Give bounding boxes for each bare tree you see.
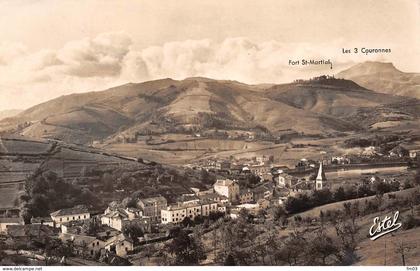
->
[394,240,416,266]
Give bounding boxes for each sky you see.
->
[0,0,419,110]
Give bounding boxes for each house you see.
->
[61,219,85,234]
[255,155,273,165]
[275,173,296,188]
[197,192,228,203]
[175,195,200,205]
[231,203,260,216]
[239,189,254,204]
[213,179,240,203]
[241,166,251,173]
[271,165,290,175]
[388,146,408,158]
[137,196,167,223]
[60,232,134,258]
[215,160,231,170]
[257,198,270,209]
[278,196,288,206]
[404,145,420,159]
[331,156,350,164]
[249,165,272,181]
[0,217,24,234]
[30,216,54,227]
[101,207,149,232]
[252,182,274,201]
[104,233,134,258]
[161,201,219,224]
[60,232,105,258]
[50,205,90,226]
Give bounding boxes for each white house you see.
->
[213,179,240,203]
[50,205,90,226]
[161,201,220,224]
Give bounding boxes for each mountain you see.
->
[0,109,23,121]
[0,76,418,144]
[337,61,420,99]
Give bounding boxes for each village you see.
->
[0,138,418,266]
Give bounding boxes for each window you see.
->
[73,216,75,220]
[67,217,69,221]
[60,218,62,222]
[97,241,99,245]
[84,215,86,219]
[78,216,80,219]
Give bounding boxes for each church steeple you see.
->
[315,162,327,190]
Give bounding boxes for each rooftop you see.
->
[214,179,237,186]
[50,205,89,217]
[0,217,24,224]
[60,233,98,246]
[138,196,167,204]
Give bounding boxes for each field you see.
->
[293,187,418,219]
[356,226,420,265]
[0,138,51,154]
[0,183,23,209]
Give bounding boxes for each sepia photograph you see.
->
[0,0,419,269]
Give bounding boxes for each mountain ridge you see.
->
[337,61,420,99]
[1,71,418,144]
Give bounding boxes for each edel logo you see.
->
[369,211,402,241]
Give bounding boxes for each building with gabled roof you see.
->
[137,196,167,223]
[103,233,134,257]
[0,217,24,233]
[50,205,90,226]
[214,179,240,203]
[30,216,54,227]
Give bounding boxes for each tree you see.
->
[394,240,416,266]
[276,233,307,265]
[44,238,73,265]
[311,189,333,206]
[270,205,287,225]
[123,224,144,245]
[224,254,236,265]
[102,172,114,192]
[414,160,420,186]
[305,231,339,265]
[182,217,194,227]
[334,187,347,201]
[165,229,206,265]
[200,169,216,185]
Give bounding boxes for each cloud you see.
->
[0,33,404,110]
[0,42,27,65]
[58,32,132,77]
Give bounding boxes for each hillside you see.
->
[0,135,207,213]
[337,61,420,99]
[0,75,418,145]
[0,109,23,121]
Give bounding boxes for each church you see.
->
[315,162,328,190]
